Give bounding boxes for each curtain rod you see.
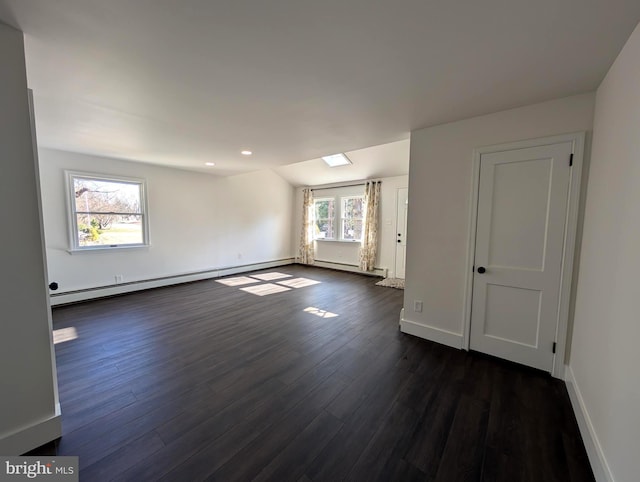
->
[308,179,381,191]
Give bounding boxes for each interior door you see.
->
[470,141,572,372]
[395,187,408,279]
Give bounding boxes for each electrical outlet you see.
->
[414,300,423,313]
[115,275,123,284]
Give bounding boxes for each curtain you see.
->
[299,188,315,265]
[360,180,381,271]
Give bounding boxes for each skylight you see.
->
[322,153,352,167]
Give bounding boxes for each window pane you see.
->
[342,197,364,218]
[340,196,364,240]
[74,178,142,214]
[77,214,144,247]
[314,199,335,239]
[314,199,334,220]
[342,219,363,240]
[315,218,334,239]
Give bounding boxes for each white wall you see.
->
[39,149,295,294]
[0,22,61,454]
[567,23,640,482]
[403,93,595,347]
[292,175,408,277]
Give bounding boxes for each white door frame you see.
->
[461,132,585,378]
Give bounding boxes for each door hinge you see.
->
[569,153,573,167]
[472,265,475,272]
[552,342,557,354]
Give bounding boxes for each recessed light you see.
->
[241,150,252,156]
[322,153,352,167]
[205,162,215,166]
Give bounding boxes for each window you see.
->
[314,198,335,239]
[340,196,364,241]
[67,172,149,250]
[313,194,364,241]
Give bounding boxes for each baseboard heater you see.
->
[307,260,387,278]
[50,258,295,306]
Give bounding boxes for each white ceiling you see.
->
[1,1,639,178]
[275,139,410,187]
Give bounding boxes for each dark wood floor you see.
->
[38,265,593,481]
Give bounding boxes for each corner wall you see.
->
[403,93,595,347]
[567,23,640,482]
[0,22,61,454]
[38,149,295,297]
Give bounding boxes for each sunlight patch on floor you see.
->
[53,327,78,344]
[221,272,321,296]
[251,272,293,281]
[303,307,339,318]
[277,277,321,288]
[216,276,261,287]
[241,283,292,296]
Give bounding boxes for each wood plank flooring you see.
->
[33,265,594,481]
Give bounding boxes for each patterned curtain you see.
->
[298,188,315,265]
[359,181,381,271]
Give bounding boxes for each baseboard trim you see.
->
[0,404,62,455]
[51,258,295,305]
[310,259,387,278]
[564,365,612,482]
[399,317,463,349]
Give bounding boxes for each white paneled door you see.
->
[395,187,408,279]
[470,141,573,372]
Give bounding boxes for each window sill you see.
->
[67,244,151,255]
[315,239,361,244]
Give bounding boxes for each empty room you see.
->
[1,2,639,481]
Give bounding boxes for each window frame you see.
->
[65,170,150,252]
[339,195,365,242]
[313,193,365,243]
[313,197,336,240]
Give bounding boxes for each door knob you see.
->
[397,239,401,243]
[477,267,486,274]
[49,282,59,291]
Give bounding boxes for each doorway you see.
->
[464,133,585,377]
